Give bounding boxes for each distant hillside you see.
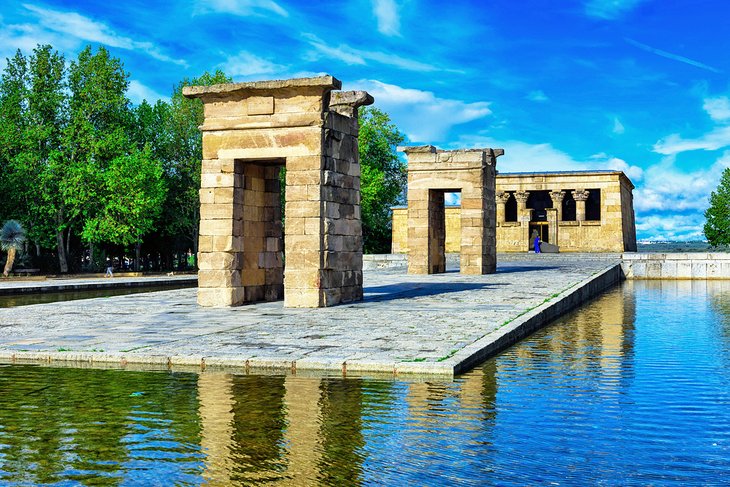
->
[636,241,727,253]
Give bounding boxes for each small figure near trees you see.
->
[1,220,26,277]
[704,167,730,248]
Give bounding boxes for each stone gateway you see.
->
[402,146,503,274]
[183,76,372,307]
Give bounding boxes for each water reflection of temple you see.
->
[196,368,499,486]
[510,284,636,383]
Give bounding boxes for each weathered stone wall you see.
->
[184,76,371,308]
[392,206,462,253]
[403,146,502,274]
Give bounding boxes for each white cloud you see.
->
[635,213,706,241]
[634,153,730,213]
[585,0,646,19]
[372,0,400,36]
[22,4,187,67]
[303,33,453,73]
[127,80,168,105]
[526,90,548,102]
[625,38,721,73]
[0,20,77,65]
[195,0,288,17]
[356,80,492,142]
[612,117,625,134]
[703,96,730,122]
[654,126,730,155]
[654,94,730,155]
[219,50,287,78]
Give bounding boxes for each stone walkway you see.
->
[0,255,620,375]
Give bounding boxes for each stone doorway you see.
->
[237,159,284,302]
[529,222,549,250]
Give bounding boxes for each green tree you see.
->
[56,45,133,272]
[704,167,730,247]
[358,107,407,253]
[0,50,28,225]
[82,148,166,269]
[20,45,66,253]
[161,70,231,264]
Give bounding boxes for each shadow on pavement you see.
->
[363,282,504,302]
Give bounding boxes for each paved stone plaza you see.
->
[0,255,620,375]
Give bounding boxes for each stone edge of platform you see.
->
[444,261,624,375]
[0,263,622,378]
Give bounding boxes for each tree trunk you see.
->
[88,241,94,272]
[135,240,141,272]
[3,247,16,277]
[66,227,71,258]
[56,230,68,273]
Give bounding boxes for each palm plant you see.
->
[1,220,26,277]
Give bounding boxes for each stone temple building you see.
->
[392,170,637,254]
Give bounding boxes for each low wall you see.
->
[621,253,730,279]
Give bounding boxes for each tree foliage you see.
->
[704,167,730,247]
[358,107,407,253]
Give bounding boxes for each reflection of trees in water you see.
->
[228,375,288,483]
[317,378,366,485]
[0,366,202,486]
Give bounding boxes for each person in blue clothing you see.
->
[532,230,541,254]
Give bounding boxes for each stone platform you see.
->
[0,255,621,376]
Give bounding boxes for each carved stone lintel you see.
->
[572,189,590,201]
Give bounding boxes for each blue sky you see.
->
[2,0,729,241]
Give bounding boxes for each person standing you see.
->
[533,233,541,254]
[105,258,114,278]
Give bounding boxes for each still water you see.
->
[0,285,195,308]
[1,280,729,485]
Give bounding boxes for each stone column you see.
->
[514,190,530,220]
[549,190,565,221]
[547,208,558,245]
[495,191,510,223]
[573,189,590,222]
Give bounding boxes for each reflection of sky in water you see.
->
[1,281,730,485]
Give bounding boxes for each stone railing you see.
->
[621,253,730,279]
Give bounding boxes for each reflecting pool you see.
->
[0,285,195,308]
[1,280,729,485]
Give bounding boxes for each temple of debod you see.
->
[393,171,637,255]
